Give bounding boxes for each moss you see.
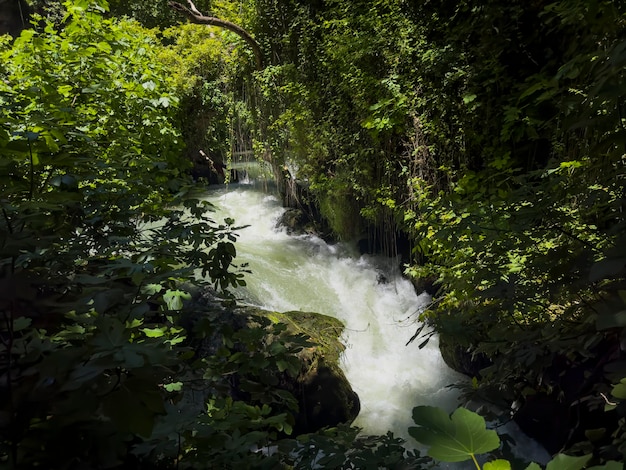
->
[253,308,360,433]
[318,189,364,241]
[268,310,345,363]
[182,299,360,434]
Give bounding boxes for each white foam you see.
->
[206,186,465,443]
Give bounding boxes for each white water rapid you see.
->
[203,178,549,466]
[205,182,464,438]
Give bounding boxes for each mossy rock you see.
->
[181,296,360,435]
[438,332,491,379]
[251,309,361,434]
[264,310,345,364]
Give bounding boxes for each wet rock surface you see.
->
[182,293,360,435]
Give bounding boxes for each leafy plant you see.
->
[0,2,258,467]
[409,406,500,466]
[410,406,626,470]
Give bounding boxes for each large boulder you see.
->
[436,321,622,456]
[437,332,491,379]
[276,208,315,235]
[181,295,360,435]
[266,310,361,434]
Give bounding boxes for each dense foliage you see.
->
[249,0,626,464]
[0,2,451,469]
[0,2,295,467]
[4,0,626,468]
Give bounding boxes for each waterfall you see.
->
[203,180,549,465]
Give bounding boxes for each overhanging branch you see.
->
[168,0,263,70]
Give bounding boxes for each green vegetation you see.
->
[0,1,296,467]
[251,0,626,466]
[410,405,625,470]
[0,1,424,468]
[3,0,626,468]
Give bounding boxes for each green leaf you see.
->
[96,41,112,53]
[463,94,477,104]
[485,460,512,470]
[162,289,191,310]
[126,318,143,328]
[141,327,166,338]
[166,335,185,345]
[82,84,102,93]
[588,462,624,470]
[142,283,163,295]
[545,454,591,470]
[408,406,500,462]
[611,378,626,399]
[281,421,293,435]
[62,363,106,391]
[164,381,183,392]
[13,317,32,332]
[584,428,606,442]
[92,288,125,313]
[524,464,542,470]
[92,317,129,351]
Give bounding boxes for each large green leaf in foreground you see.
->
[409,406,500,462]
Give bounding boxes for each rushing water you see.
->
[203,177,549,465]
[205,182,463,437]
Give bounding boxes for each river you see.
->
[203,174,549,466]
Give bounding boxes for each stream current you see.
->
[204,175,549,465]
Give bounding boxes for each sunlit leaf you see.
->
[142,283,163,295]
[409,406,500,462]
[463,94,477,104]
[485,460,512,470]
[545,454,591,470]
[163,289,191,310]
[164,381,183,392]
[141,327,166,338]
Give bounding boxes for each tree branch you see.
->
[168,0,263,70]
